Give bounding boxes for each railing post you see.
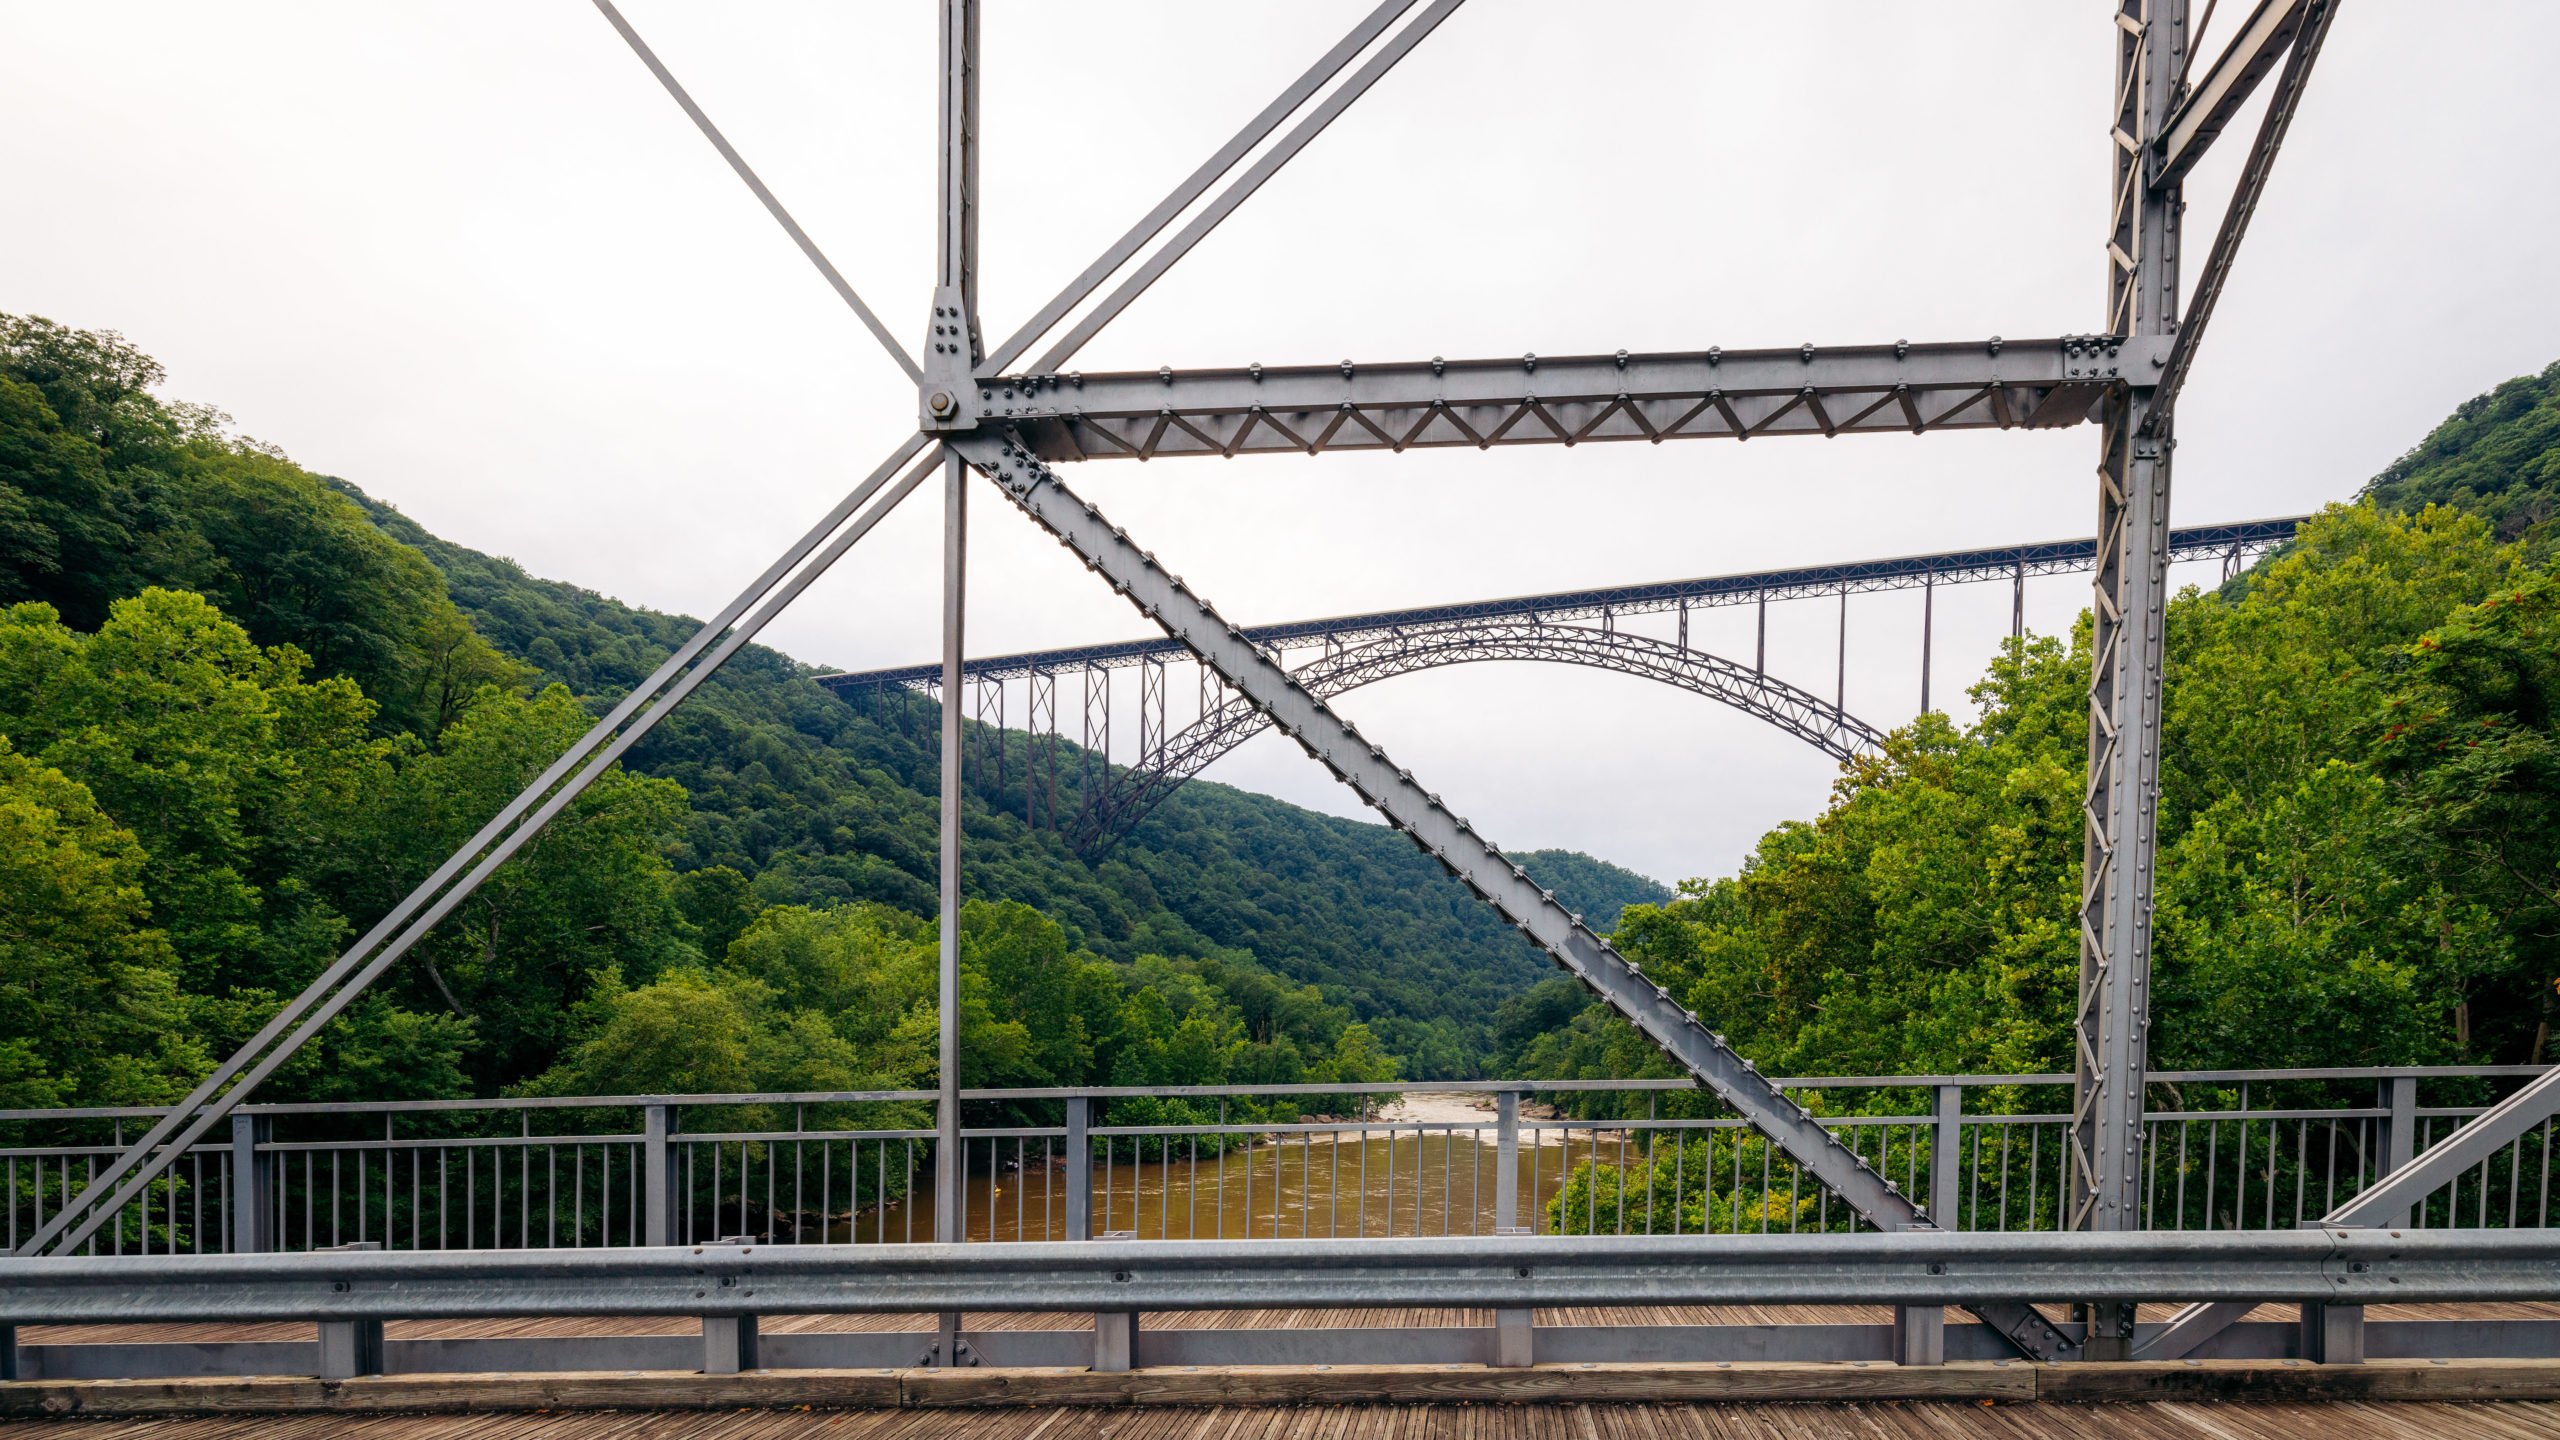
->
[0,1325,17,1382]
[230,1112,273,1254]
[1495,1090,1522,1233]
[1892,1302,1946,1367]
[1065,1096,1092,1242]
[2376,1075,2419,1228]
[314,1242,385,1378]
[1929,1083,1963,1228]
[700,1236,760,1374]
[1091,1228,1140,1372]
[644,1104,678,1246]
[2300,1301,2365,1364]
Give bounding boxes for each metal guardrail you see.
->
[7,1229,2560,1378]
[13,1229,2560,1321]
[5,1069,2551,1260]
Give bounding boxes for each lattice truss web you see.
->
[28,0,2360,1366]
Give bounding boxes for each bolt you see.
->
[928,391,956,417]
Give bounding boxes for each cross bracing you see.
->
[18,0,2386,1373]
[822,517,2306,690]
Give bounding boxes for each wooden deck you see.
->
[7,1398,2560,1439]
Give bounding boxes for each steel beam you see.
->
[952,430,2074,1360]
[935,450,967,1248]
[931,0,981,1262]
[17,438,939,1258]
[9,1230,2560,1326]
[2075,0,2186,1360]
[980,336,2153,462]
[2156,0,2310,189]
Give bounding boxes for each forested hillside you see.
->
[343,486,1666,1073]
[0,313,1662,1108]
[1510,367,2560,1110]
[10,306,2555,1119]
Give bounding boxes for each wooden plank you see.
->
[21,1363,2560,1424]
[2037,1360,2560,1404]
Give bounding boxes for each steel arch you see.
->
[1070,621,1882,859]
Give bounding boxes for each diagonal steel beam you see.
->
[980,0,1423,377]
[1009,0,1468,378]
[2135,1063,2560,1360]
[590,0,923,384]
[982,336,2153,461]
[949,428,2076,1362]
[2154,0,2310,189]
[2152,0,2339,427]
[19,439,938,1257]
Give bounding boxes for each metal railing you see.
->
[7,1067,2551,1258]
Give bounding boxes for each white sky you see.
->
[4,2,2556,888]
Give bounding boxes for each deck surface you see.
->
[8,1399,2560,1440]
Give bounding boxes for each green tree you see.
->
[0,741,204,1106]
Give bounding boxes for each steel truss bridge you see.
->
[822,517,2305,858]
[17,0,2560,1403]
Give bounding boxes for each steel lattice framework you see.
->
[21,0,2354,1369]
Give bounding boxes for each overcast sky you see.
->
[5,2,2556,888]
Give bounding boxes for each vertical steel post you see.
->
[1836,591,1848,709]
[2300,1301,2366,1364]
[936,449,967,1252]
[701,1237,759,1373]
[1754,591,1766,675]
[1495,1091,1522,1232]
[0,1325,15,1382]
[644,1104,676,1246]
[1065,1097,1093,1241]
[1930,1084,1964,1228]
[929,9,980,1351]
[1920,574,1935,714]
[1491,1090,1533,1365]
[2074,0,2186,1359]
[230,1113,273,1255]
[315,1242,384,1378]
[2013,560,2027,641]
[2375,1075,2420,1227]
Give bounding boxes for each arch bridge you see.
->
[820,517,2300,857]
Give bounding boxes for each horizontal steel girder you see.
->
[8,1229,2558,1325]
[825,517,2301,689]
[974,335,2165,462]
